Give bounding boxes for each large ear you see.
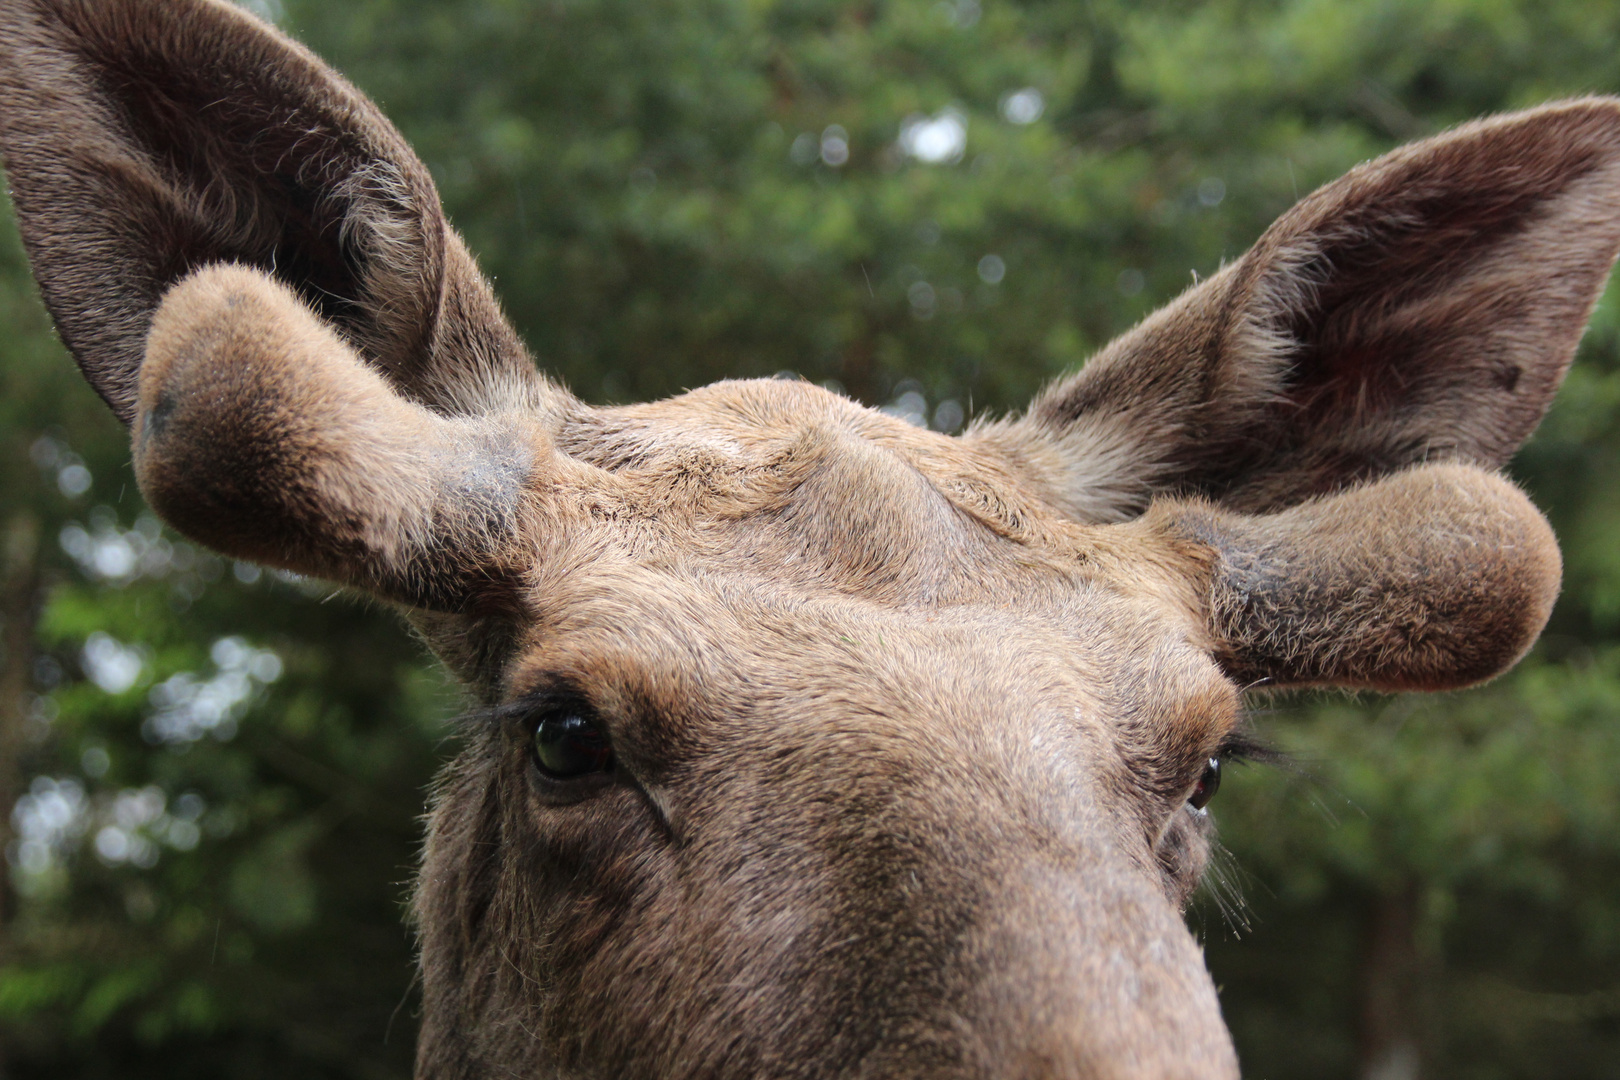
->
[983,99,1620,521]
[0,0,551,421]
[1145,463,1561,692]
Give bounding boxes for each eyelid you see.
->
[1152,723,1266,828]
[494,693,552,727]
[495,684,594,728]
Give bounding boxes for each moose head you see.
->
[3,1,1617,1076]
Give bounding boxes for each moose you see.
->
[2,0,1618,1076]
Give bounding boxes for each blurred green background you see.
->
[3,0,1620,1076]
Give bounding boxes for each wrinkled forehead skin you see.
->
[428,378,1210,692]
[413,380,1244,1078]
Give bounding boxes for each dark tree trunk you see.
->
[0,515,41,920]
[840,312,883,406]
[0,513,40,1080]
[1358,881,1432,1080]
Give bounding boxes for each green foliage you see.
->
[3,0,1620,1077]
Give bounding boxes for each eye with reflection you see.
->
[533,710,614,778]
[1188,756,1221,811]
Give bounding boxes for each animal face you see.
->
[414,379,1248,1074]
[2,1,1616,1076]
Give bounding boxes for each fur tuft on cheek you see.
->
[1155,806,1216,907]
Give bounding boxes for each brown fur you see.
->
[0,1,1612,1077]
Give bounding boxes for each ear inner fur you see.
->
[982,98,1620,522]
[1151,463,1562,691]
[134,264,541,611]
[0,0,555,422]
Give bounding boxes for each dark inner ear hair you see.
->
[1276,188,1544,411]
[112,67,373,332]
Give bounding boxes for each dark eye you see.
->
[533,710,614,778]
[1188,757,1221,810]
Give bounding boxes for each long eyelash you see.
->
[1190,714,1282,939]
[1217,707,1287,767]
[1215,729,1281,764]
[457,688,588,733]
[447,702,505,732]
